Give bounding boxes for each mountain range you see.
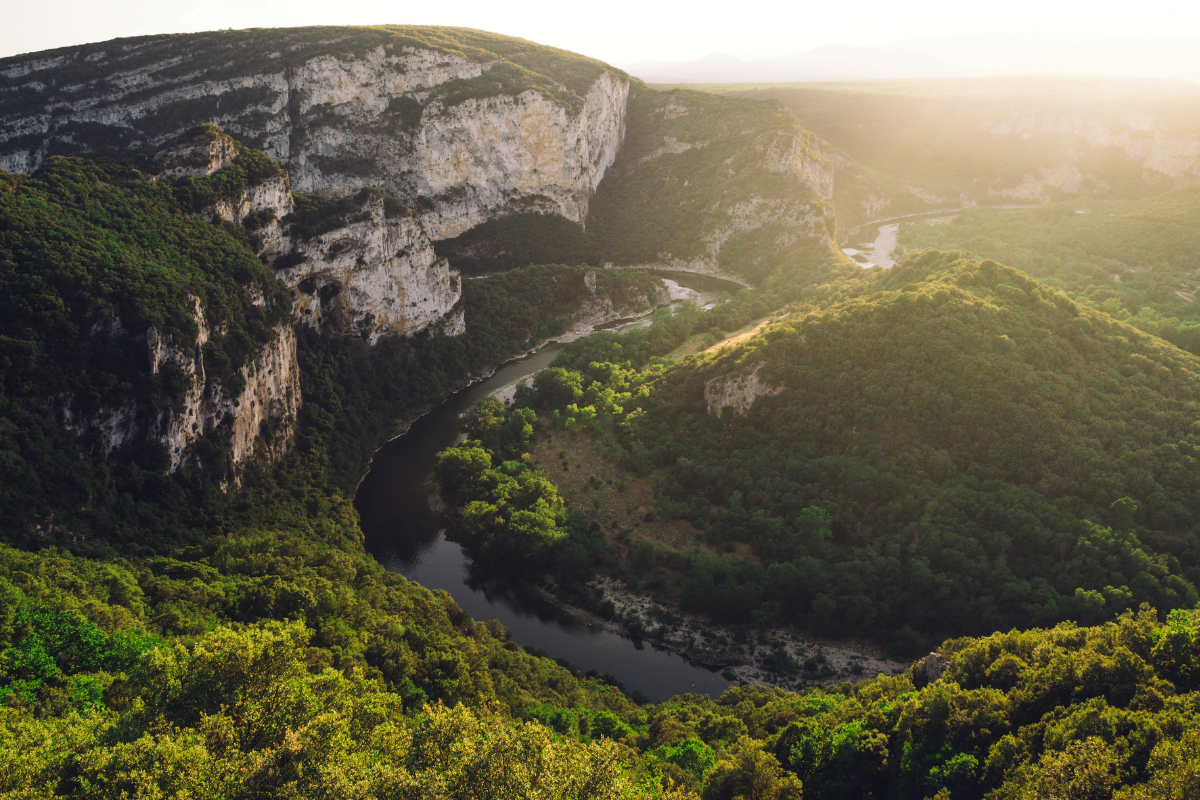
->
[622,34,1200,84]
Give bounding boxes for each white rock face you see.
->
[152,131,240,178]
[678,196,835,278]
[276,196,461,344]
[64,299,301,475]
[149,129,462,345]
[704,362,782,417]
[988,112,1200,183]
[982,112,1200,194]
[989,164,1106,202]
[766,133,835,201]
[402,73,630,238]
[576,272,669,324]
[60,125,466,476]
[0,39,630,241]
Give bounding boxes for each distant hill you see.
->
[899,184,1200,355]
[730,75,1200,217]
[622,46,953,84]
[623,34,1200,84]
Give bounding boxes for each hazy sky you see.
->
[3,0,1199,66]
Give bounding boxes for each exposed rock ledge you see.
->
[62,303,300,478]
[276,196,462,344]
[159,128,463,345]
[705,362,783,417]
[62,128,464,477]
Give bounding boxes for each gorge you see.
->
[7,23,1200,800]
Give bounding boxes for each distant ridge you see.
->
[622,34,1200,84]
[622,46,952,84]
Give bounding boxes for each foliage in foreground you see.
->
[9,531,1200,798]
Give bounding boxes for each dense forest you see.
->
[0,139,666,555]
[898,189,1200,355]
[0,137,673,794]
[436,251,1200,658]
[10,535,1200,798]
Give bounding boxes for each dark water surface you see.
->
[357,273,743,702]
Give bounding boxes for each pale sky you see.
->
[2,0,1199,67]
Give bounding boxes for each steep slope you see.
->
[0,131,671,551]
[156,124,463,345]
[1,29,851,290]
[0,122,471,495]
[437,87,843,286]
[0,150,301,484]
[586,88,835,284]
[534,251,1200,645]
[0,26,629,239]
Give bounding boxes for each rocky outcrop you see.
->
[0,28,629,241]
[63,300,300,476]
[704,362,783,417]
[59,126,466,477]
[571,269,670,327]
[922,652,950,683]
[697,197,835,272]
[278,195,461,343]
[392,70,629,239]
[154,127,296,254]
[988,165,1104,202]
[150,128,462,344]
[766,133,834,201]
[987,112,1200,188]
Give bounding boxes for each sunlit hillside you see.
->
[681,76,1200,227]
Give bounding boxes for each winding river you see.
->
[356,271,744,702]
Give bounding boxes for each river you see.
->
[356,271,745,702]
[841,204,1041,270]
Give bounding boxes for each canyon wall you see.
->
[62,304,300,476]
[0,27,629,240]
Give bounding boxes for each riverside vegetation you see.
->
[432,250,1200,796]
[6,31,1200,799]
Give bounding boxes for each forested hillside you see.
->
[0,135,678,794]
[443,251,1200,655]
[899,188,1200,355]
[8,24,1200,800]
[13,533,1200,797]
[0,139,665,555]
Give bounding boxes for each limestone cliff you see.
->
[153,127,462,345]
[563,269,671,336]
[0,26,629,241]
[986,111,1200,195]
[582,89,840,285]
[704,362,782,417]
[60,126,464,476]
[277,194,461,343]
[63,301,300,476]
